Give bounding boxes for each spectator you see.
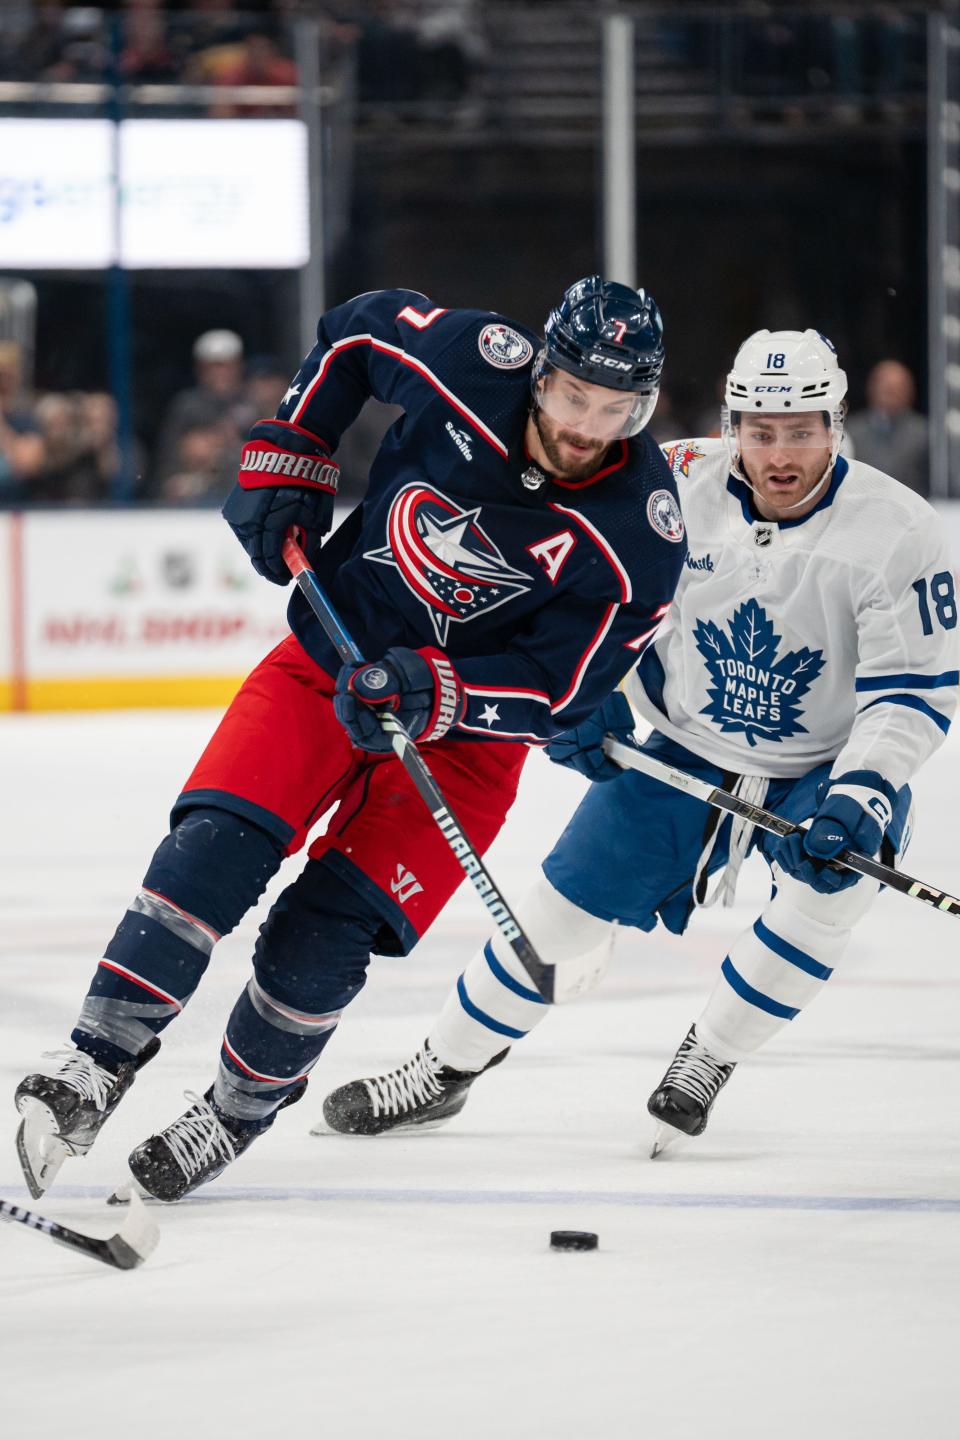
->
[156,419,236,507]
[0,341,44,505]
[120,0,178,84]
[209,26,299,118]
[845,358,928,494]
[34,391,145,505]
[239,355,293,432]
[153,329,247,492]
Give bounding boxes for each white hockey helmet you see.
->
[722,328,848,481]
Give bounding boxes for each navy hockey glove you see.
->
[771,770,896,894]
[222,421,340,584]
[545,689,636,783]
[334,647,465,754]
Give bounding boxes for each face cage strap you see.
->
[532,356,660,440]
[721,404,845,513]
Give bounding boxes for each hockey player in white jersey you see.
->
[321,327,959,1154]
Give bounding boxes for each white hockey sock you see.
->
[430,875,615,1073]
[696,869,880,1063]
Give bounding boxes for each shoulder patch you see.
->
[478,323,534,370]
[662,441,705,479]
[647,489,685,544]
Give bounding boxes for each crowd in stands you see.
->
[0,3,922,123]
[0,1,486,116]
[0,325,933,507]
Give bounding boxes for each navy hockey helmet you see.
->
[533,276,664,438]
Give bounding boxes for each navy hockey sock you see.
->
[212,859,380,1125]
[72,809,284,1070]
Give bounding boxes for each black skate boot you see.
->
[14,1038,159,1198]
[319,1042,509,1136]
[647,1024,736,1158]
[124,1082,305,1203]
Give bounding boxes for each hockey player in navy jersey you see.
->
[321,327,959,1154]
[14,277,685,1201]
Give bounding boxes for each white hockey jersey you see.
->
[625,439,959,789]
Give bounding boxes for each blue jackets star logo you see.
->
[365,483,532,645]
[694,598,825,746]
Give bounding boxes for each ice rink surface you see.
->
[1,709,959,1439]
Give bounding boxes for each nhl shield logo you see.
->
[365,483,533,645]
[646,489,685,543]
[478,323,534,370]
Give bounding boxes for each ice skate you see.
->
[318,1042,509,1136]
[647,1024,736,1158]
[14,1040,157,1198]
[122,1082,304,1203]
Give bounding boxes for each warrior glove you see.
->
[771,770,896,894]
[222,421,340,584]
[334,647,465,754]
[545,689,636,782]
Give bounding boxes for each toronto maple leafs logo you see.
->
[365,483,532,645]
[694,598,825,746]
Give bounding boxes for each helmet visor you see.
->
[726,408,842,452]
[533,357,659,441]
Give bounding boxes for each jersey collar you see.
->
[726,454,849,529]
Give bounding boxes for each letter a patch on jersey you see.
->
[526,530,576,584]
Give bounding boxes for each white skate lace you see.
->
[160,1091,236,1179]
[662,1036,732,1109]
[693,774,770,910]
[42,1047,114,1112]
[363,1047,445,1119]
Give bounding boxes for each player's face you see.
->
[737,413,833,519]
[530,373,637,479]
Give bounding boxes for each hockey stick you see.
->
[603,737,960,917]
[0,1190,159,1270]
[282,535,560,1001]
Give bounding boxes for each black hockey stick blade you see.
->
[604,737,960,918]
[0,1190,159,1270]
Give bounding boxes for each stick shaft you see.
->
[282,536,555,1000]
[604,738,960,918]
[0,1198,133,1269]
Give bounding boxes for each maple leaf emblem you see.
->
[694,598,825,746]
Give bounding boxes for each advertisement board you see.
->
[0,119,309,270]
[3,510,291,709]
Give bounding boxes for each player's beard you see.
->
[533,408,610,481]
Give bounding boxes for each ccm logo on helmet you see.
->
[755,385,793,393]
[587,353,634,372]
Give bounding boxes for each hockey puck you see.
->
[549,1230,598,1252]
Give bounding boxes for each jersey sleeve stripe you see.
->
[290,333,508,458]
[855,670,959,691]
[463,685,552,705]
[859,693,952,734]
[547,501,633,602]
[551,601,619,713]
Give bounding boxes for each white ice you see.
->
[1,710,959,1440]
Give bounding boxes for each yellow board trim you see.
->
[0,675,244,712]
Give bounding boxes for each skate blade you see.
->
[649,1121,692,1160]
[15,1099,72,1199]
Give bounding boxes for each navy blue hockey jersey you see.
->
[264,288,685,742]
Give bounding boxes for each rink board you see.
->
[2,500,960,711]
[0,509,291,710]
